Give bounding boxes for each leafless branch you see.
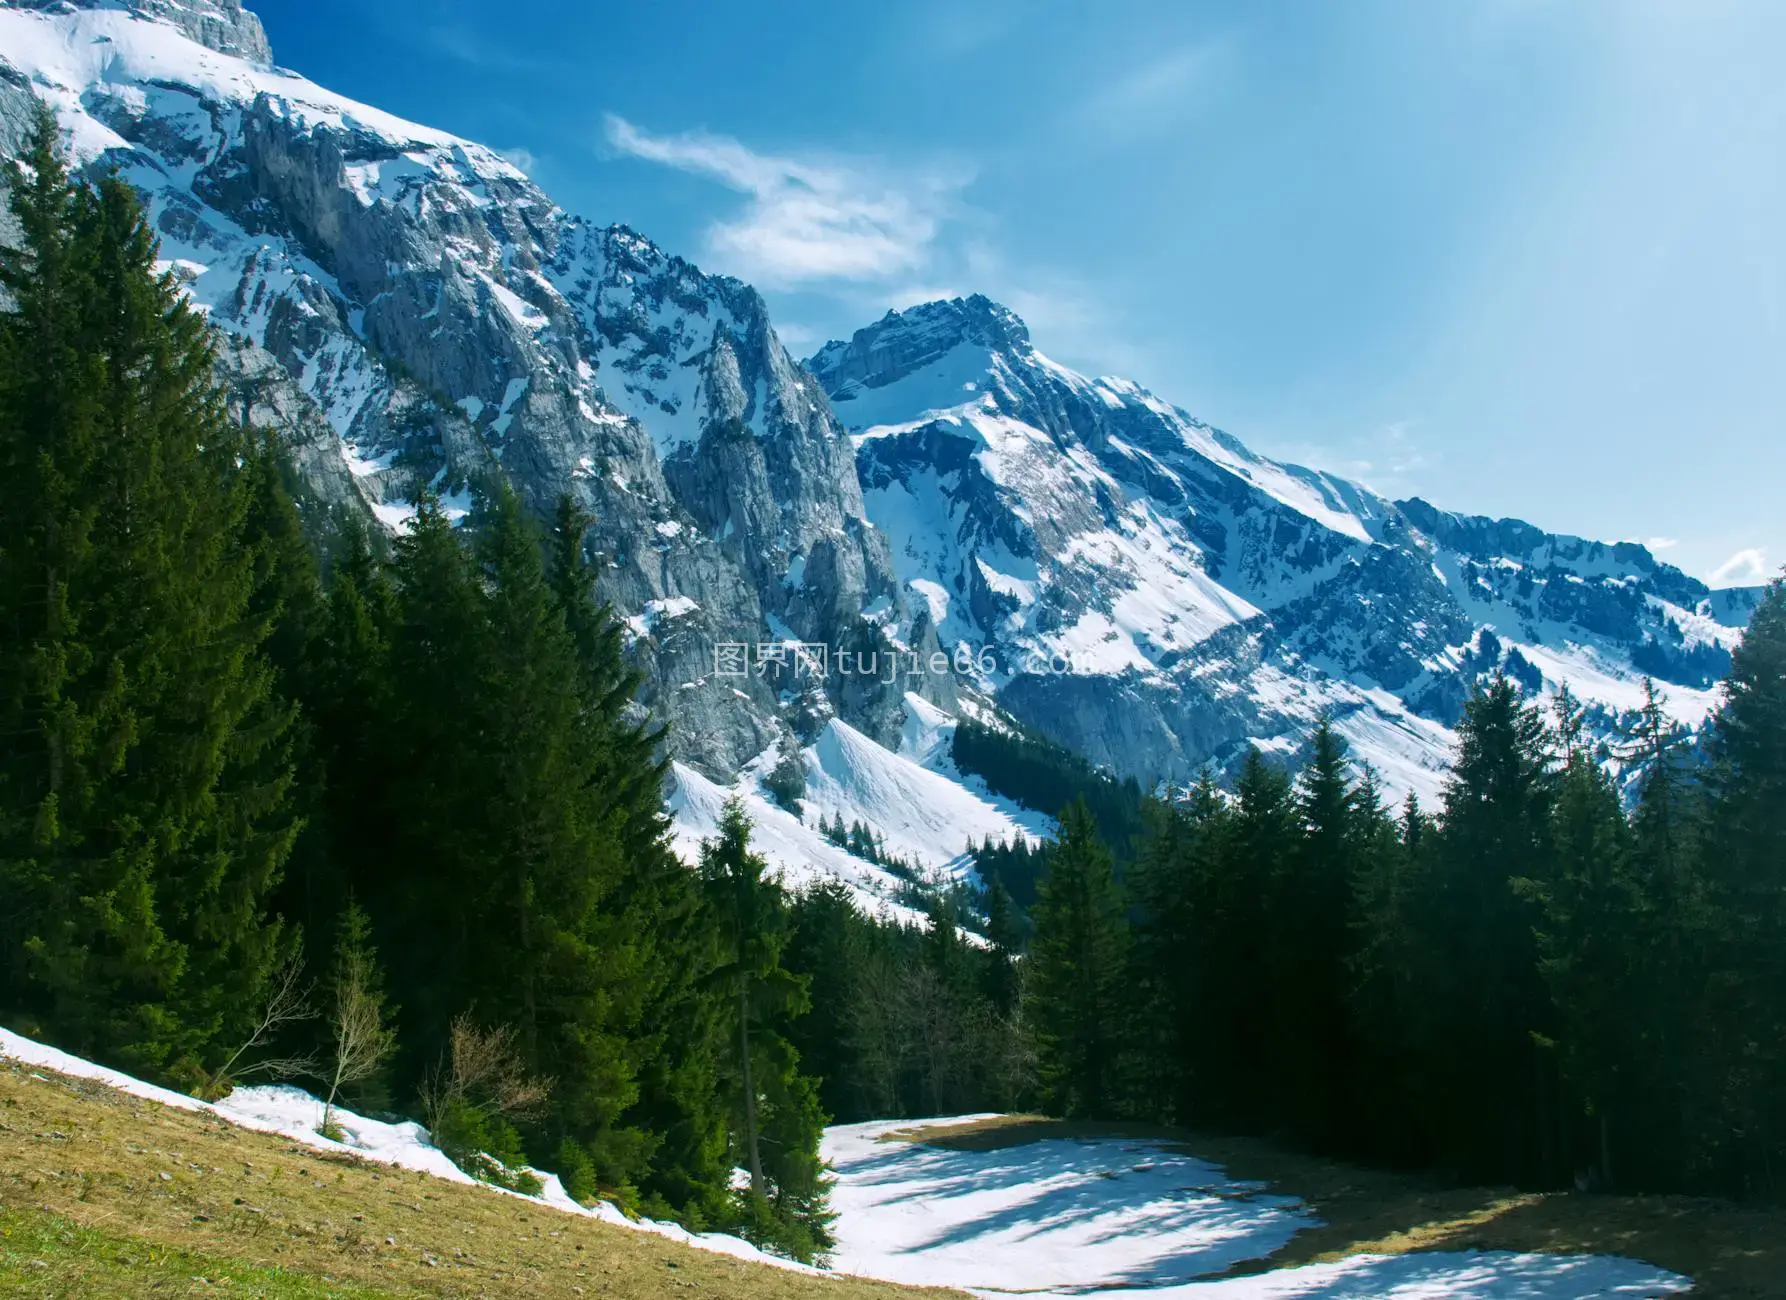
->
[202,955,319,1099]
[420,1012,552,1136]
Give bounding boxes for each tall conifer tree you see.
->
[1425,675,1559,1184]
[1027,799,1128,1119]
[0,117,298,1083]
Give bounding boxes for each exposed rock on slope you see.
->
[0,1,1757,818]
[813,296,1754,797]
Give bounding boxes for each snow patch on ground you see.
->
[823,1117,1691,1299]
[0,1036,1694,1297]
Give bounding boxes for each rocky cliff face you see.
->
[0,0,958,775]
[0,1,1756,807]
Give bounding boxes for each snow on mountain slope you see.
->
[812,296,1761,798]
[800,715,1051,870]
[0,0,943,785]
[1,0,1763,856]
[0,4,489,160]
[666,761,941,928]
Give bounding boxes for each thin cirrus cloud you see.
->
[1710,547,1770,586]
[497,146,538,175]
[1068,41,1228,145]
[602,114,971,289]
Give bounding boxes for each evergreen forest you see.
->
[4,115,1786,1276]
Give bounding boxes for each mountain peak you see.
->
[15,0,272,62]
[806,294,1030,399]
[886,293,1031,353]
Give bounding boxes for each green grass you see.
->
[0,1205,406,1298]
[0,1055,962,1300]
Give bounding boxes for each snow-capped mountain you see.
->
[812,296,1755,799]
[0,0,1758,867]
[0,0,953,786]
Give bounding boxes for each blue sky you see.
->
[255,0,1784,586]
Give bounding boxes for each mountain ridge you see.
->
[0,0,1760,838]
[809,293,1755,797]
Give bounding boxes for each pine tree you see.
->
[1622,679,1712,1186]
[293,518,396,970]
[1127,791,1194,1119]
[1698,577,1786,1190]
[700,800,832,1259]
[1270,719,1363,1145]
[367,493,492,1060]
[1518,688,1638,1188]
[546,494,734,1218]
[1027,799,1128,1119]
[784,881,872,1122]
[473,486,652,1180]
[0,117,298,1084]
[1198,749,1293,1132]
[1423,675,1559,1184]
[241,429,333,948]
[980,872,1023,1018]
[1346,776,1426,1161]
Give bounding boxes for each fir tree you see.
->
[0,117,298,1084]
[1345,776,1427,1161]
[1204,749,1293,1131]
[980,872,1024,1018]
[700,800,832,1259]
[1699,577,1786,1190]
[1424,675,1559,1184]
[1127,791,1194,1118]
[1518,689,1639,1188]
[1622,679,1712,1186]
[1027,800,1128,1118]
[1270,719,1363,1144]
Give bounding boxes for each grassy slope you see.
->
[0,1058,963,1300]
[887,1116,1786,1300]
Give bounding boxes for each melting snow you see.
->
[825,1118,1691,1299]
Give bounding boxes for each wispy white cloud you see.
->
[1645,536,1679,551]
[771,321,819,350]
[1269,420,1437,498]
[1069,41,1229,145]
[602,120,1161,385]
[603,115,971,288]
[423,23,543,74]
[497,146,538,175]
[1711,546,1770,586]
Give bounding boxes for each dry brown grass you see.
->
[886,1114,1786,1299]
[0,1057,965,1300]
